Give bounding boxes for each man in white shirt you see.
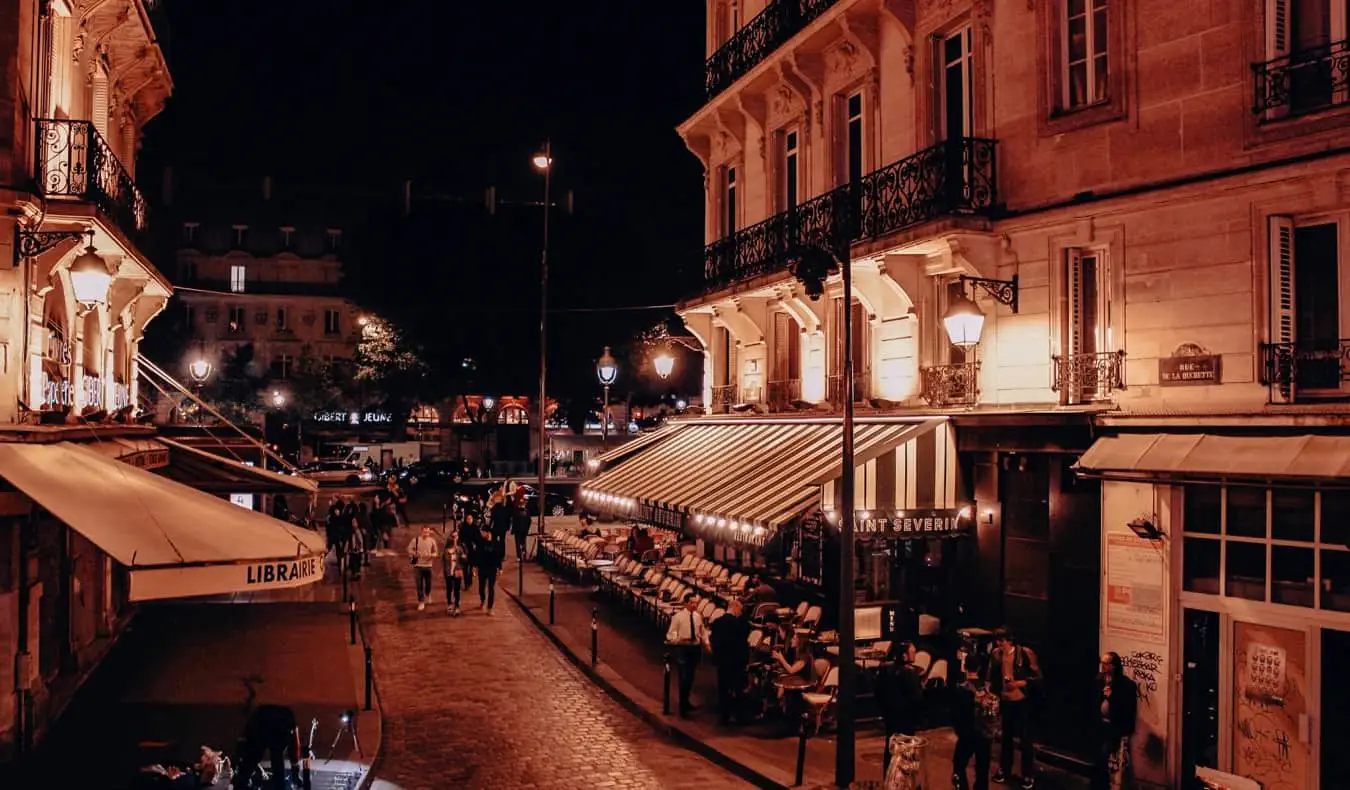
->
[665,593,708,717]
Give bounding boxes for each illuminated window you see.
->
[1062,0,1109,109]
[227,306,246,334]
[498,406,528,425]
[324,309,340,335]
[230,264,246,293]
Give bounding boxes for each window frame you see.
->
[323,308,341,336]
[226,306,246,334]
[781,128,800,212]
[229,264,247,293]
[1064,245,1114,359]
[1061,0,1110,111]
[1036,0,1129,135]
[1180,483,1350,614]
[275,307,290,332]
[720,164,738,236]
[843,90,866,186]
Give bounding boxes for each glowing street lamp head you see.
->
[357,315,370,327]
[532,153,552,171]
[596,346,618,386]
[942,291,986,348]
[653,352,675,380]
[271,390,285,408]
[68,240,113,307]
[188,358,212,382]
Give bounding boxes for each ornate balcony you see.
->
[712,384,739,413]
[1253,40,1350,119]
[36,119,148,244]
[767,378,802,410]
[1260,340,1350,402]
[1052,351,1126,405]
[920,362,980,408]
[705,0,841,100]
[699,137,998,296]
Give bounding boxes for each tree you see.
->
[349,314,430,436]
[283,344,343,417]
[200,343,266,424]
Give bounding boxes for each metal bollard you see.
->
[340,551,349,603]
[794,712,810,786]
[363,644,373,711]
[442,503,448,531]
[518,552,524,597]
[662,651,672,715]
[548,578,556,625]
[590,608,598,667]
[348,600,357,646]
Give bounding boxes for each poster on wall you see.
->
[1105,532,1166,642]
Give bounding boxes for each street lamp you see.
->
[596,346,618,450]
[533,140,554,574]
[68,242,114,308]
[188,358,212,383]
[653,352,675,380]
[271,390,286,408]
[942,275,1021,348]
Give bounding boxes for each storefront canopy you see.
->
[156,438,318,495]
[581,417,950,534]
[0,441,327,601]
[1076,432,1350,483]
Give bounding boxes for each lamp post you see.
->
[188,357,212,425]
[534,141,553,559]
[596,346,618,451]
[653,352,675,380]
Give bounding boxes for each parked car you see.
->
[516,484,575,517]
[395,459,476,490]
[293,461,372,486]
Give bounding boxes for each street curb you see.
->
[502,583,791,790]
[350,588,384,790]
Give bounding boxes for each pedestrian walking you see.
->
[443,530,468,616]
[474,517,505,614]
[1093,652,1138,790]
[708,598,751,725]
[987,627,1043,789]
[664,593,709,717]
[356,502,374,565]
[407,525,439,611]
[234,704,300,790]
[952,656,999,790]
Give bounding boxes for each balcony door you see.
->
[1265,0,1350,115]
[1270,217,1350,397]
[831,297,870,403]
[771,312,802,407]
[938,26,974,142]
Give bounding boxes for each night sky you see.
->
[138,0,708,403]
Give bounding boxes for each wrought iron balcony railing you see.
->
[1253,39,1350,118]
[700,137,998,295]
[36,119,148,244]
[712,384,739,413]
[828,371,870,405]
[1260,340,1350,402]
[767,378,802,410]
[920,362,980,408]
[705,0,841,100]
[1052,351,1126,405]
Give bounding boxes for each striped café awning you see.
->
[579,417,953,543]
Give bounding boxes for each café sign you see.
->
[855,508,968,538]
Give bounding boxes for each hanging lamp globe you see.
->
[942,291,986,348]
[68,243,113,307]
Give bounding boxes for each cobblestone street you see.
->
[362,524,754,790]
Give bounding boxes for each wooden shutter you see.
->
[91,67,110,139]
[1268,215,1296,403]
[1066,248,1086,357]
[1264,0,1292,120]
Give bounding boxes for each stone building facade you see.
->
[670,0,1350,786]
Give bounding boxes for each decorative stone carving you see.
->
[904,45,916,84]
[72,32,85,62]
[827,40,860,77]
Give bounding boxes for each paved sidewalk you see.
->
[503,553,1090,790]
[357,522,754,790]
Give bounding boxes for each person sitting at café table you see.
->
[770,632,817,721]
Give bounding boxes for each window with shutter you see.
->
[91,66,110,139]
[1064,248,1112,400]
[1263,0,1350,118]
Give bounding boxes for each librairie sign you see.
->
[128,552,324,601]
[855,508,967,538]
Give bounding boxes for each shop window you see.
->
[1225,486,1267,538]
[1272,545,1315,607]
[1322,489,1350,545]
[1323,550,1350,612]
[1183,485,1221,534]
[1273,488,1315,541]
[1225,541,1267,601]
[1182,537,1220,594]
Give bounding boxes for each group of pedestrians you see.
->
[407,485,531,614]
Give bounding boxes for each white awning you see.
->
[1076,432,1350,482]
[0,441,327,601]
[157,438,318,495]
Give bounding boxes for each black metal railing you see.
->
[700,137,998,295]
[767,378,802,410]
[1051,351,1126,404]
[1253,39,1350,118]
[828,371,870,405]
[712,384,739,412]
[920,362,980,408]
[705,0,841,100]
[36,119,147,243]
[1260,340,1350,402]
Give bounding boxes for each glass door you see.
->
[1323,628,1350,788]
[1231,621,1311,789]
[1182,608,1221,781]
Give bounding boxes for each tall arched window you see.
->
[498,406,528,425]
